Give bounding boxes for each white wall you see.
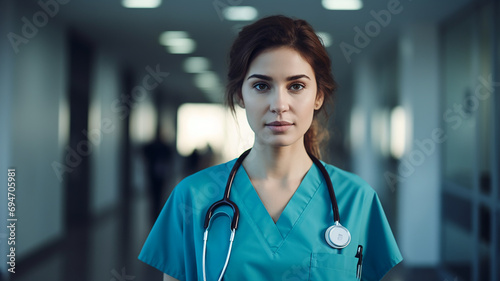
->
[351,23,442,266]
[0,1,125,265]
[397,23,441,266]
[89,51,123,216]
[351,58,379,187]
[8,8,68,258]
[351,57,393,199]
[0,0,16,276]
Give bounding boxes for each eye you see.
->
[289,83,305,91]
[253,82,269,91]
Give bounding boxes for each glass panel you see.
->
[477,4,493,195]
[442,15,475,189]
[442,192,473,280]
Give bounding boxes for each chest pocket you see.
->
[309,253,358,281]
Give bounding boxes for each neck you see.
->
[243,141,313,181]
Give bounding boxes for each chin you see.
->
[259,135,302,148]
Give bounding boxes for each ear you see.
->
[236,92,245,108]
[314,92,324,110]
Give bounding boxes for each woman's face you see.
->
[240,47,323,149]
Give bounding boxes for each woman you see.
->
[139,15,402,281]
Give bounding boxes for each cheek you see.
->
[303,107,316,124]
[244,101,264,124]
[240,86,256,108]
[241,99,259,123]
[300,92,319,113]
[298,98,318,126]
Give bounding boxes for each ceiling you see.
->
[56,0,473,104]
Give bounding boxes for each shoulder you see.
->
[321,162,376,197]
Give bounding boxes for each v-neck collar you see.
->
[230,161,324,252]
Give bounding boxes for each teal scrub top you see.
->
[139,159,403,281]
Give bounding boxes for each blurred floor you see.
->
[11,194,448,281]
[12,194,161,281]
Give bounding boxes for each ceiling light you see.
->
[222,6,258,21]
[166,38,196,54]
[316,32,332,47]
[159,31,189,46]
[159,31,196,54]
[184,57,211,73]
[122,0,161,8]
[322,0,363,10]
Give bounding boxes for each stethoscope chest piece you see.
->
[325,222,351,249]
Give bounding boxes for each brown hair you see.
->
[225,15,337,159]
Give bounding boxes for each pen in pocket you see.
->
[355,245,363,280]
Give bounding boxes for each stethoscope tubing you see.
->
[203,149,249,231]
[202,148,349,280]
[308,151,341,223]
[202,228,235,281]
[203,148,341,229]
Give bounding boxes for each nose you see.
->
[269,87,289,114]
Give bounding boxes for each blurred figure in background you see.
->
[183,144,216,177]
[142,126,174,222]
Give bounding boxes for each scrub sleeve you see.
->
[361,192,403,280]
[138,181,188,280]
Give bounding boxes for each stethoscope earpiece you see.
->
[325,221,351,249]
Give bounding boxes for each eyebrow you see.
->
[246,74,311,81]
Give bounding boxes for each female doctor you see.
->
[139,15,403,281]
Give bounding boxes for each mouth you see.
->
[265,121,293,133]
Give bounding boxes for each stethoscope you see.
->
[202,149,351,281]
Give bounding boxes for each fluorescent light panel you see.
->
[122,0,161,8]
[159,31,196,54]
[159,31,189,46]
[166,38,196,54]
[222,6,258,21]
[322,0,363,10]
[184,57,211,73]
[390,106,406,159]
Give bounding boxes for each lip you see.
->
[265,121,293,133]
[266,121,293,126]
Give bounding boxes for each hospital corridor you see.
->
[0,0,499,280]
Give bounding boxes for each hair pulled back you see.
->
[225,15,337,159]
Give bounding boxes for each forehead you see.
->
[246,47,315,79]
